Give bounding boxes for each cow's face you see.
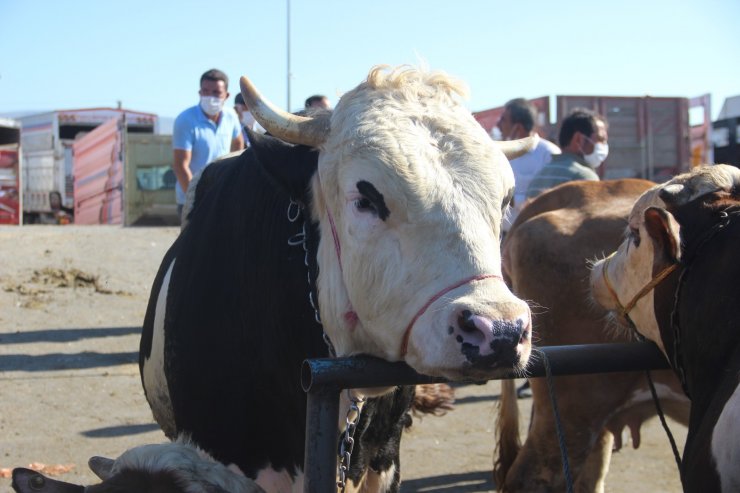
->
[307,67,532,380]
[590,186,673,351]
[590,164,740,355]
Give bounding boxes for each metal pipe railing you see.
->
[301,342,670,493]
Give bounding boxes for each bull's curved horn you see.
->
[497,135,537,160]
[240,75,330,147]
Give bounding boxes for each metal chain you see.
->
[287,199,356,488]
[337,390,365,492]
[286,199,336,355]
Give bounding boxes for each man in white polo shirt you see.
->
[172,68,244,218]
[496,98,560,233]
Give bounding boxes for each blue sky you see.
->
[1,0,738,122]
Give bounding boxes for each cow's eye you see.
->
[354,197,378,214]
[355,180,390,221]
[629,227,641,247]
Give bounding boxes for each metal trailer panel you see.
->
[0,145,21,225]
[123,133,178,226]
[72,118,123,225]
[21,149,56,212]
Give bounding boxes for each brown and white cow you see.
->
[590,164,740,492]
[494,179,690,492]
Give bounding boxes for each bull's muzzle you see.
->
[454,310,531,369]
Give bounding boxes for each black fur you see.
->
[140,133,413,490]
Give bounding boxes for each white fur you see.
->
[141,259,177,437]
[711,381,740,492]
[109,436,262,492]
[310,66,531,380]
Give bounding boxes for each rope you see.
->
[538,348,573,493]
[645,370,683,480]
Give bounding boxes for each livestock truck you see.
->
[16,108,168,224]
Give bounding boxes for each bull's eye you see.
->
[629,227,641,247]
[356,180,390,221]
[354,197,378,214]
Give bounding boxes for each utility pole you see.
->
[286,0,292,112]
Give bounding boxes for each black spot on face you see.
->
[356,180,390,221]
[447,326,454,335]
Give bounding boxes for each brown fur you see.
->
[495,179,690,492]
[412,383,455,417]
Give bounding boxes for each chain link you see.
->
[337,390,365,492]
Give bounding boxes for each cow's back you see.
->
[141,142,327,477]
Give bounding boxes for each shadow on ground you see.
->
[0,327,140,344]
[0,351,137,372]
[81,423,161,438]
[401,470,494,492]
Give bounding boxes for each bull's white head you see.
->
[241,65,533,380]
[590,164,740,355]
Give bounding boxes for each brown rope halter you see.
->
[601,251,678,320]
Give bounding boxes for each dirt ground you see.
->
[0,226,687,492]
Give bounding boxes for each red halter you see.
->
[399,273,502,357]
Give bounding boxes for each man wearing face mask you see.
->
[234,93,266,147]
[496,98,561,232]
[172,69,244,217]
[525,108,608,200]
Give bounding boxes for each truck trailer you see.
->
[17,108,157,224]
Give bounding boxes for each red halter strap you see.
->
[399,273,502,357]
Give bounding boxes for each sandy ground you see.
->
[0,226,687,492]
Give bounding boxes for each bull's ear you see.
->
[247,129,319,204]
[644,207,681,264]
[88,456,115,480]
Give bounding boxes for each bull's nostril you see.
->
[458,310,477,334]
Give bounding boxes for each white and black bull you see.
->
[140,65,534,492]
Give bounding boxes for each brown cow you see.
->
[494,179,690,492]
[590,164,740,492]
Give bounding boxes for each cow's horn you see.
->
[497,135,537,160]
[240,75,330,147]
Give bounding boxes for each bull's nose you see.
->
[452,309,530,367]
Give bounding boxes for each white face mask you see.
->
[241,111,255,128]
[200,96,224,116]
[490,126,504,141]
[583,142,609,168]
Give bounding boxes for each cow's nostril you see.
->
[458,310,477,334]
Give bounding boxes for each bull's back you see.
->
[504,179,653,323]
[139,150,326,476]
